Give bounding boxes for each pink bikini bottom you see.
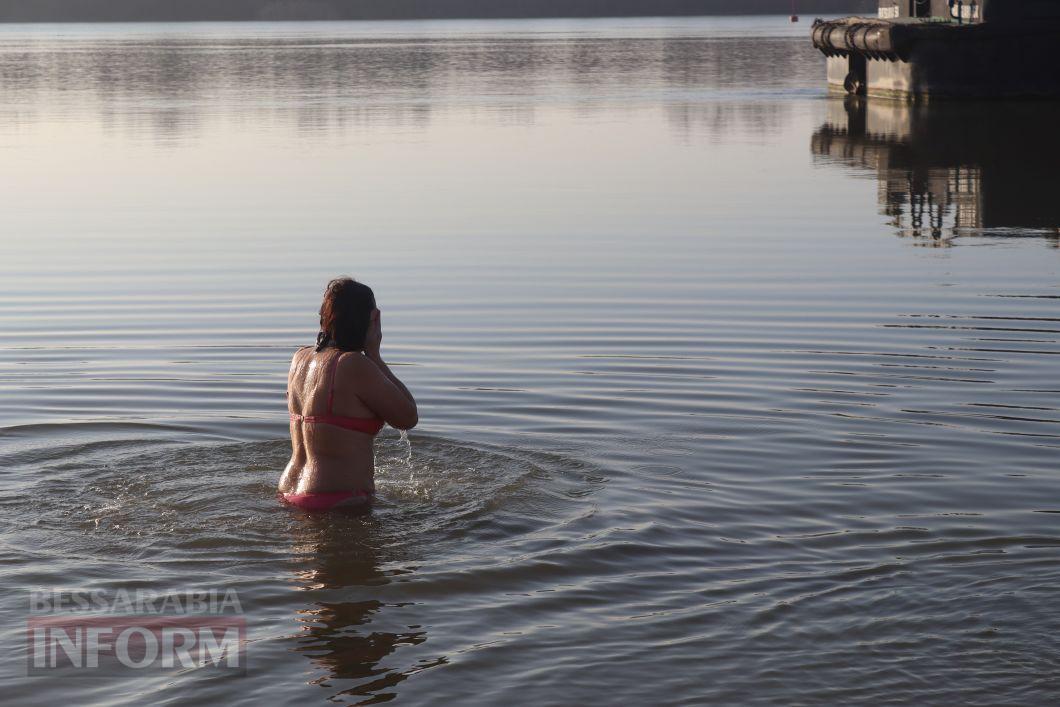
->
[280,489,373,512]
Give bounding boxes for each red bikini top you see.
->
[289,348,385,436]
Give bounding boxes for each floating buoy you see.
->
[791,15,800,22]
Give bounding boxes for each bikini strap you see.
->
[326,350,346,414]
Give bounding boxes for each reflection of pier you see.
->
[811,98,1060,243]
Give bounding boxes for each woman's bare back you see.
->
[280,348,380,495]
[280,339,417,498]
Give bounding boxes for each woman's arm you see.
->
[352,356,418,430]
[367,353,415,405]
[357,310,418,430]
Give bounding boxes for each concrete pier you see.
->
[812,2,1060,99]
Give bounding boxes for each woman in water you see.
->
[280,278,418,511]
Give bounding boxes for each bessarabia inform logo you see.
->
[27,589,246,675]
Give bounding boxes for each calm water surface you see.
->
[2,16,1059,705]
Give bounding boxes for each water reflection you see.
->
[0,23,806,142]
[289,517,445,702]
[811,97,1060,245]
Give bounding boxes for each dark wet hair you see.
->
[315,277,376,352]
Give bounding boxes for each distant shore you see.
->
[0,0,873,23]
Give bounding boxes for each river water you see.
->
[2,16,1059,705]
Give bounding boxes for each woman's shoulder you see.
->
[335,349,371,369]
[335,351,382,381]
[290,345,313,367]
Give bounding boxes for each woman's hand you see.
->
[364,308,382,361]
